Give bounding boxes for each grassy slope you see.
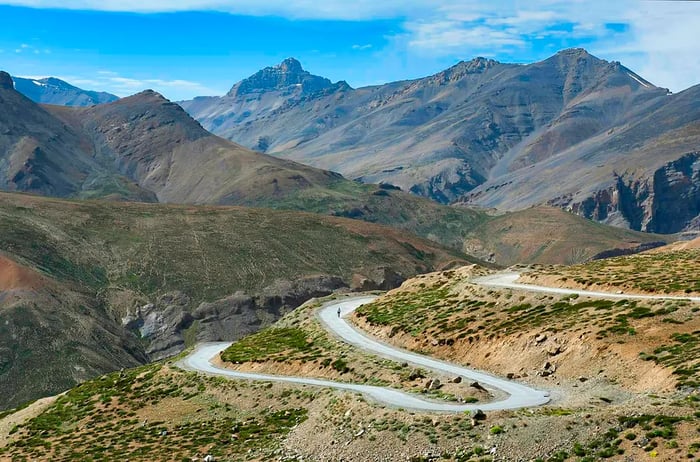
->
[0,361,309,461]
[257,180,490,251]
[354,266,700,389]
[3,278,700,461]
[461,206,667,265]
[352,266,700,459]
[0,191,472,410]
[522,240,700,296]
[0,192,469,302]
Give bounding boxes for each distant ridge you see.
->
[180,49,700,234]
[12,75,118,106]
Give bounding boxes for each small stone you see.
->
[452,376,462,384]
[426,378,442,390]
[546,345,562,356]
[470,381,486,392]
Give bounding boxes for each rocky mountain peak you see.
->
[227,58,333,97]
[0,71,14,90]
[558,47,592,57]
[277,57,304,74]
[464,56,500,72]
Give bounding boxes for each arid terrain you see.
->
[3,240,699,461]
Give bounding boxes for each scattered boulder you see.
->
[471,409,486,425]
[535,333,547,343]
[541,361,556,377]
[546,344,562,356]
[470,381,487,392]
[451,376,462,384]
[426,378,442,390]
[578,376,588,382]
[408,369,425,381]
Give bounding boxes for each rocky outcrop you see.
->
[227,58,333,97]
[123,275,348,360]
[0,71,14,90]
[567,152,700,233]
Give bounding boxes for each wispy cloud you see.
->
[2,0,699,92]
[351,44,373,51]
[35,72,223,99]
[14,43,51,54]
[0,0,423,20]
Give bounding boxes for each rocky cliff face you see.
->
[122,275,348,359]
[120,267,409,360]
[564,152,700,234]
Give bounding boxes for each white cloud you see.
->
[13,43,51,54]
[0,0,426,19]
[352,44,373,51]
[3,0,699,91]
[608,2,700,92]
[406,21,525,53]
[53,72,223,99]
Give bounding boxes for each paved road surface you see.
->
[475,272,700,302]
[178,296,550,412]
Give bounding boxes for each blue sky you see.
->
[1,1,698,100]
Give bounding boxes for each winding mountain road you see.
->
[475,272,700,302]
[178,296,550,412]
[178,271,700,412]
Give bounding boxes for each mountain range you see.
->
[0,57,677,411]
[180,50,700,234]
[1,69,657,261]
[11,75,118,106]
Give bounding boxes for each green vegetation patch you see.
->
[221,327,313,363]
[640,331,700,388]
[0,363,308,461]
[528,248,700,296]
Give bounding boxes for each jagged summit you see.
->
[557,47,593,56]
[227,57,333,97]
[0,71,15,90]
[277,57,304,74]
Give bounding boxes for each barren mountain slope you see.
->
[12,75,118,106]
[0,191,471,410]
[182,51,700,233]
[181,50,669,205]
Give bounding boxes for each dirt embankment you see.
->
[0,255,44,291]
[0,396,58,448]
[349,268,691,404]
